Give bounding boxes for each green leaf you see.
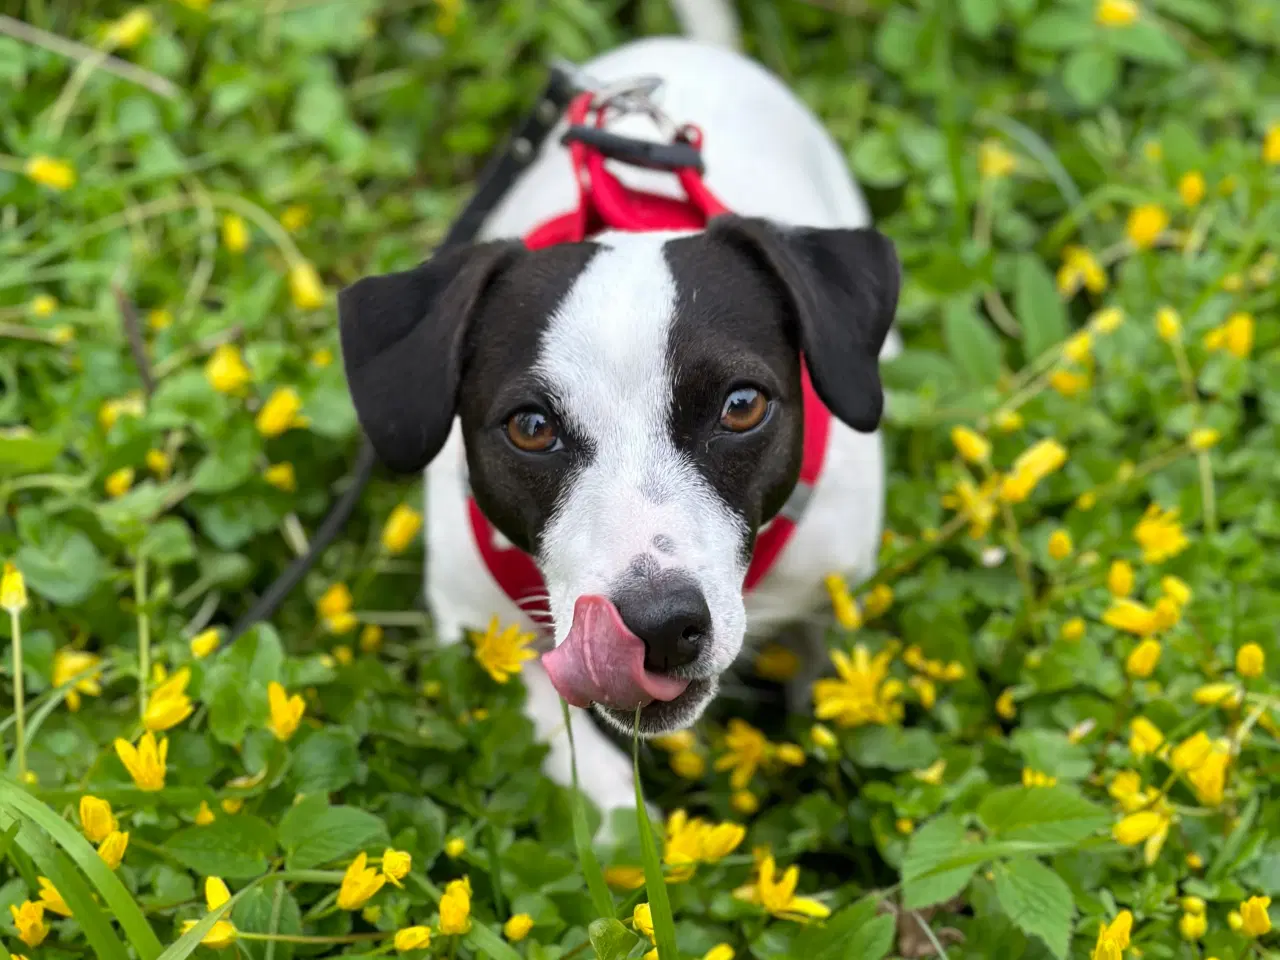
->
[850,130,908,188]
[141,517,196,566]
[794,896,894,960]
[977,786,1108,846]
[0,430,61,477]
[1107,21,1186,65]
[992,857,1075,959]
[1020,9,1093,49]
[280,801,388,870]
[634,718,677,959]
[14,528,103,605]
[203,624,283,744]
[902,815,980,910]
[291,729,361,794]
[943,300,1003,386]
[559,701,615,920]
[959,0,1000,37]
[848,725,940,772]
[588,918,641,960]
[1062,46,1119,108]
[1015,254,1069,360]
[166,815,277,879]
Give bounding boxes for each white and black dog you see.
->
[338,9,901,825]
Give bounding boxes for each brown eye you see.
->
[506,409,560,452]
[720,387,769,432]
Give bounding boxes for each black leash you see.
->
[227,65,582,642]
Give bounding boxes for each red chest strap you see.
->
[467,92,832,622]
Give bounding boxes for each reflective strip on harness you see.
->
[467,90,833,622]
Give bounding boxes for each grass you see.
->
[3,0,1280,958]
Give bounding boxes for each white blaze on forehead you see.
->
[533,232,748,673]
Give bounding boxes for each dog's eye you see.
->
[506,409,561,453]
[720,387,769,432]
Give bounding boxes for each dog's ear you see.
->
[709,215,900,433]
[338,241,522,473]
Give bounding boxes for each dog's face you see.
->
[338,216,899,735]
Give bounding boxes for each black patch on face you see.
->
[663,233,806,559]
[456,242,603,556]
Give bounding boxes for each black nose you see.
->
[613,572,711,673]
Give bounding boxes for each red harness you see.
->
[466,92,833,622]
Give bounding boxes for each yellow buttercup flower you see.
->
[1178,170,1206,206]
[1113,807,1171,863]
[438,876,472,935]
[731,789,759,815]
[381,504,423,554]
[1126,203,1169,250]
[24,155,76,191]
[105,8,152,47]
[1124,638,1162,677]
[1193,682,1241,708]
[30,293,58,317]
[1092,910,1132,960]
[115,732,167,790]
[1188,428,1220,451]
[1266,124,1280,165]
[336,852,386,910]
[1022,768,1057,788]
[472,615,538,684]
[1106,559,1134,597]
[812,645,903,729]
[1092,306,1125,334]
[180,876,237,949]
[733,853,830,922]
[914,759,947,786]
[98,829,129,869]
[1048,529,1073,560]
[995,688,1017,720]
[267,681,305,741]
[255,387,304,438]
[191,628,220,659]
[1155,306,1181,342]
[1134,504,1188,563]
[978,140,1017,179]
[1179,911,1207,941]
[810,723,837,750]
[824,572,862,630]
[37,877,71,917]
[148,308,173,330]
[605,865,647,890]
[715,718,771,789]
[951,425,991,463]
[993,408,1023,432]
[444,836,467,859]
[195,801,216,825]
[10,902,49,947]
[281,205,311,233]
[1222,311,1255,358]
[1237,642,1265,678]
[204,344,252,394]
[79,795,117,842]
[221,797,243,814]
[221,214,249,253]
[360,623,384,653]
[395,926,432,951]
[1128,717,1164,757]
[145,448,172,478]
[1186,739,1230,806]
[671,749,706,778]
[1095,0,1138,26]
[53,648,103,711]
[105,467,135,498]
[999,438,1067,503]
[1104,600,1160,637]
[863,583,894,618]
[1171,731,1213,772]
[381,848,411,885]
[98,393,145,431]
[1063,331,1093,365]
[289,262,327,310]
[1240,895,1272,937]
[1061,617,1086,642]
[144,666,195,732]
[1057,246,1108,296]
[1,561,28,613]
[310,347,334,368]
[1049,368,1090,397]
[263,462,296,492]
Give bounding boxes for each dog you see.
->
[337,10,901,828]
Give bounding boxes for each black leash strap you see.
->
[228,66,582,641]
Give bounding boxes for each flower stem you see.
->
[11,607,25,778]
[136,552,150,721]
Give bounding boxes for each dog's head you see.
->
[337,216,899,734]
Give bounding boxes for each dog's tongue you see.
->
[542,595,690,709]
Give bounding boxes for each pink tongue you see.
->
[542,595,691,710]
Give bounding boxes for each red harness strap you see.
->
[467,92,833,621]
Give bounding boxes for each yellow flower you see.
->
[267,681,305,741]
[98,393,145,431]
[1240,895,1272,937]
[824,572,862,630]
[863,583,894,618]
[1134,504,1189,563]
[939,476,1001,541]
[671,749,707,779]
[1092,306,1125,334]
[978,140,1017,179]
[1048,529,1073,560]
[204,344,252,394]
[472,616,538,684]
[395,926,432,951]
[909,675,937,709]
[715,719,771,789]
[79,795,117,842]
[191,628,220,659]
[754,643,800,681]
[25,155,76,191]
[1155,306,1182,342]
[633,901,655,943]
[381,504,423,554]
[281,205,311,233]
[1128,717,1164,757]
[289,262,327,310]
[1229,911,1245,931]
[703,945,735,960]
[733,853,830,922]
[1,562,28,613]
[1061,617,1086,642]
[1124,638,1162,677]
[221,213,249,253]
[1049,368,1090,397]
[438,876,472,935]
[731,790,759,815]
[995,688,1017,720]
[144,666,194,732]
[1193,682,1241,708]
[105,467,135,498]
[98,829,129,869]
[895,817,915,834]
[114,731,167,790]
[360,624,383,653]
[1266,124,1280,165]
[30,293,58,317]
[1000,438,1067,503]
[255,463,296,496]
[1022,769,1057,788]
[318,582,352,620]
[311,347,334,367]
[1188,428,1220,451]
[221,797,243,814]
[951,425,991,463]
[1126,203,1169,250]
[445,837,467,859]
[1063,332,1093,365]
[1095,0,1138,26]
[1113,808,1169,848]
[605,865,647,890]
[10,902,49,947]
[1092,909,1132,960]
[179,877,238,949]
[1237,642,1265,678]
[1171,731,1213,772]
[1186,740,1229,806]
[381,848,411,885]
[256,387,304,438]
[195,801,216,825]
[36,877,71,917]
[145,448,172,478]
[53,648,103,711]
[1186,852,1204,870]
[993,408,1024,431]
[105,8,152,46]
[1178,170,1206,206]
[1108,770,1144,809]
[812,646,903,729]
[336,853,386,910]
[913,759,946,786]
[334,644,354,666]
[148,308,172,331]
[1104,599,1159,637]
[1222,311,1255,359]
[1057,246,1108,296]
[1179,911,1207,941]
[776,742,805,766]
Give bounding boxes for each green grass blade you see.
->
[407,872,525,960]
[153,892,240,960]
[0,809,131,960]
[633,714,678,959]
[560,699,616,920]
[0,777,164,960]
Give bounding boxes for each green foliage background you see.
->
[2,0,1280,958]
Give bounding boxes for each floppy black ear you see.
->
[708,215,900,433]
[338,241,522,474]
